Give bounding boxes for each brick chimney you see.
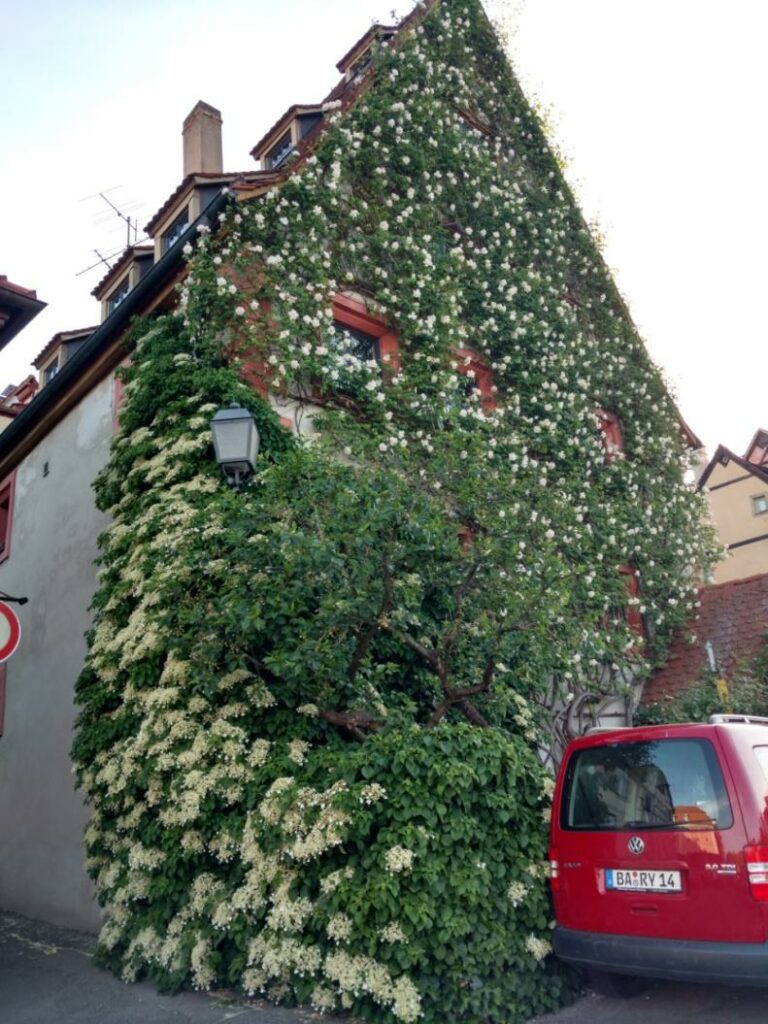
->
[182,101,223,176]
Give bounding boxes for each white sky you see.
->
[1,0,765,456]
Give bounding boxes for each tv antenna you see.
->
[77,186,149,278]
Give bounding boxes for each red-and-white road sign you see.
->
[0,601,21,663]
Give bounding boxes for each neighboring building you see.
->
[643,571,768,706]
[0,276,45,351]
[700,433,768,584]
[0,3,704,933]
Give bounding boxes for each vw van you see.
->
[549,715,768,995]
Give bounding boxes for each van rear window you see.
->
[561,739,732,831]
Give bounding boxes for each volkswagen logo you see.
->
[628,836,645,855]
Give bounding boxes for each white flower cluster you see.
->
[384,845,415,874]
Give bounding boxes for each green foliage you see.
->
[72,0,713,1021]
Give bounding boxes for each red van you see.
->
[549,715,768,995]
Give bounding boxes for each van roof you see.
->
[567,718,768,751]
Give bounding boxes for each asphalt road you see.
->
[2,909,767,1024]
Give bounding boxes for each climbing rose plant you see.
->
[73,1,714,1020]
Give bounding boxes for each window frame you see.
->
[332,294,400,373]
[454,346,495,413]
[107,277,130,315]
[162,207,190,253]
[596,407,624,462]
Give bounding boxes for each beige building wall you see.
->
[706,460,768,583]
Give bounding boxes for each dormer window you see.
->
[265,131,295,170]
[162,208,189,253]
[43,359,59,386]
[336,25,396,82]
[108,278,130,315]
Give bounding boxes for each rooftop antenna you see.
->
[77,187,149,278]
[94,190,138,247]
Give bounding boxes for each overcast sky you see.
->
[1,0,765,456]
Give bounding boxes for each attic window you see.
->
[42,359,59,386]
[265,131,294,170]
[753,494,768,516]
[108,278,130,314]
[163,208,189,252]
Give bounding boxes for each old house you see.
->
[699,432,768,583]
[0,0,708,942]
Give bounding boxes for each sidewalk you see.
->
[0,910,343,1024]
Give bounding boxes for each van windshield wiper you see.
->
[620,820,679,830]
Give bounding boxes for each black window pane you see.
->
[561,739,732,832]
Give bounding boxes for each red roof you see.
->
[643,572,768,704]
[0,276,38,300]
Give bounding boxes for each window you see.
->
[265,131,295,170]
[107,278,130,315]
[42,359,59,386]
[606,565,643,637]
[561,739,732,832]
[455,347,495,413]
[596,407,623,462]
[162,208,190,253]
[0,475,15,564]
[752,494,768,516]
[329,294,400,372]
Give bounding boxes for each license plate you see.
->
[606,868,682,893]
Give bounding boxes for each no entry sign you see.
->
[0,601,21,663]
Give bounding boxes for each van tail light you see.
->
[744,846,768,901]
[549,848,560,893]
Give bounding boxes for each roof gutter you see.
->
[0,188,233,469]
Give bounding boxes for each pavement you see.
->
[3,909,768,1024]
[0,910,343,1024]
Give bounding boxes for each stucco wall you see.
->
[0,374,114,932]
[706,462,768,584]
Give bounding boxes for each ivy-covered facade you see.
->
[3,2,715,1022]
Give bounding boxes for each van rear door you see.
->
[552,733,764,944]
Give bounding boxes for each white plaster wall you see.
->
[0,375,115,932]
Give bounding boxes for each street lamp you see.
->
[210,403,260,488]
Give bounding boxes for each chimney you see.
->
[182,101,223,176]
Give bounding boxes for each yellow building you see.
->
[700,430,768,583]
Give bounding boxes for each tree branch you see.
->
[318,707,379,743]
[347,570,394,681]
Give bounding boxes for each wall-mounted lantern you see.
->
[210,403,260,488]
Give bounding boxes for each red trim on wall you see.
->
[456,346,495,412]
[619,564,643,635]
[333,294,401,373]
[596,407,623,462]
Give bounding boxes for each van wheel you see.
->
[588,970,649,998]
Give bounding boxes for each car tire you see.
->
[588,970,649,998]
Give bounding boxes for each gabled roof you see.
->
[745,428,768,466]
[698,444,768,491]
[335,23,397,74]
[250,104,324,162]
[91,245,154,300]
[0,276,46,351]
[33,327,98,370]
[643,571,768,705]
[143,171,269,236]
